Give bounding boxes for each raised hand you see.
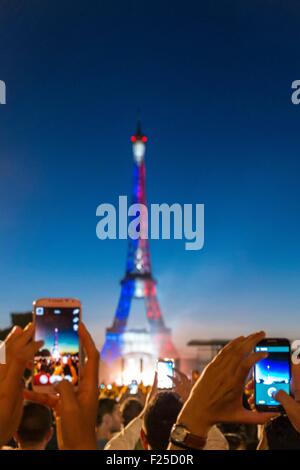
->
[169,332,278,448]
[143,371,158,412]
[169,368,192,402]
[274,362,300,433]
[0,323,43,446]
[24,323,99,450]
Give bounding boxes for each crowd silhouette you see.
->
[1,324,300,450]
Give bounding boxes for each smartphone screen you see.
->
[33,305,80,389]
[254,340,291,410]
[129,381,138,395]
[157,359,174,389]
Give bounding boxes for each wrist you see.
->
[169,423,208,451]
[176,409,211,438]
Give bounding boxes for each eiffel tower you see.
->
[100,122,178,383]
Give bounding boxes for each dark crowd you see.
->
[1,324,300,450]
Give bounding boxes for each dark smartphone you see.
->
[254,338,291,412]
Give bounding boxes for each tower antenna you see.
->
[136,108,142,136]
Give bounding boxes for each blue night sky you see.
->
[1,1,300,356]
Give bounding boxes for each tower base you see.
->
[100,328,178,385]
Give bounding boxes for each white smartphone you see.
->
[157,359,174,390]
[33,298,81,394]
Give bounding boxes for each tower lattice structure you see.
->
[101,122,178,364]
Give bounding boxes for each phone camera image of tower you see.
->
[100,122,178,384]
[51,327,60,360]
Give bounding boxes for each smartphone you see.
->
[129,380,139,395]
[254,338,291,412]
[33,298,81,393]
[157,359,174,390]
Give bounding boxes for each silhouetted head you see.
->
[142,391,183,450]
[121,398,143,427]
[15,402,53,449]
[97,398,123,433]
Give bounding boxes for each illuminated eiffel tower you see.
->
[101,122,178,383]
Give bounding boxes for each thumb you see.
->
[56,380,78,411]
[275,390,295,412]
[275,390,300,433]
[168,375,177,385]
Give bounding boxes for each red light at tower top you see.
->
[130,135,148,143]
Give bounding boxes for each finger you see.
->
[6,340,44,387]
[23,340,44,360]
[146,372,158,405]
[209,335,251,377]
[276,391,300,431]
[291,363,300,401]
[275,390,299,416]
[245,378,254,392]
[234,352,267,388]
[24,389,59,409]
[78,323,97,358]
[231,332,265,361]
[239,409,279,425]
[169,375,179,386]
[152,371,158,394]
[248,395,255,408]
[15,323,35,346]
[174,368,188,381]
[212,336,245,365]
[4,326,23,353]
[5,325,23,342]
[56,380,78,412]
[78,323,99,384]
[239,331,266,355]
[212,336,252,373]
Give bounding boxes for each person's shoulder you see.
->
[204,425,229,450]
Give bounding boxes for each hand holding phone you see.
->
[254,338,291,412]
[33,298,81,394]
[157,359,174,390]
